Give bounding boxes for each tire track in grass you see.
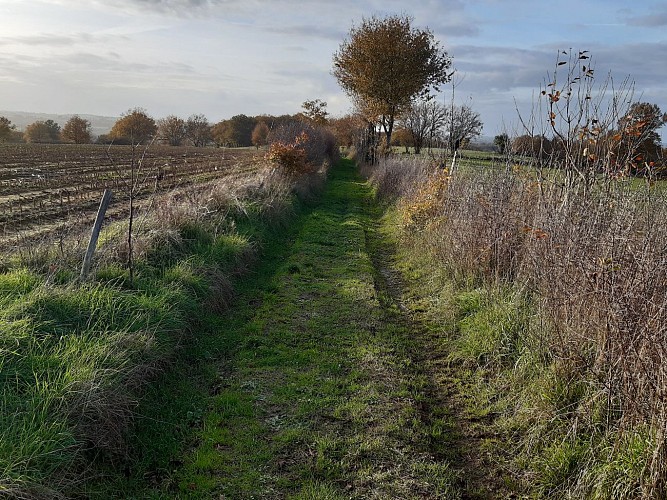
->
[164,159,461,498]
[363,207,521,500]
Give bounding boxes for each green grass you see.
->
[13,153,625,497]
[0,172,302,497]
[98,159,461,498]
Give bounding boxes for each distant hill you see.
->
[0,110,118,138]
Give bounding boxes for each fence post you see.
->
[80,188,112,280]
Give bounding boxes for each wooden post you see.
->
[80,188,112,280]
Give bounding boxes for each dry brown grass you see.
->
[370,153,667,496]
[3,163,300,278]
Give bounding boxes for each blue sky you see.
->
[0,0,665,139]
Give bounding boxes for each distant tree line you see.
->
[0,104,361,149]
[0,114,94,144]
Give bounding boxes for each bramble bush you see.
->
[267,131,312,176]
[267,122,339,176]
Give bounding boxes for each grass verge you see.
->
[369,152,665,498]
[0,165,322,498]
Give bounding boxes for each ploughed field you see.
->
[0,144,261,248]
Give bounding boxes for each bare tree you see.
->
[399,98,447,154]
[105,138,157,283]
[157,115,187,146]
[445,104,483,153]
[516,49,643,190]
[186,114,212,147]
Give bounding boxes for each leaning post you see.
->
[80,188,112,280]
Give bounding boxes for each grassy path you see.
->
[119,159,465,498]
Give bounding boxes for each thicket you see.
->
[267,121,339,178]
[364,52,667,497]
[0,134,335,497]
[369,152,667,497]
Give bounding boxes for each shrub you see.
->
[399,169,450,230]
[267,121,339,177]
[361,155,434,200]
[267,132,312,176]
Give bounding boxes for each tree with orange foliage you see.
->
[391,127,413,153]
[616,102,666,171]
[333,15,452,147]
[110,108,157,145]
[251,121,269,148]
[328,113,366,149]
[62,115,92,144]
[24,120,60,143]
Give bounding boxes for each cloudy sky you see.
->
[0,0,666,138]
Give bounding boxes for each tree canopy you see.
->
[300,99,329,126]
[493,133,510,154]
[251,121,270,148]
[110,108,157,145]
[617,102,667,169]
[186,114,212,147]
[445,105,483,153]
[399,99,447,154]
[332,14,452,146]
[211,114,256,147]
[24,120,61,143]
[328,113,367,149]
[61,115,92,144]
[0,116,14,142]
[157,115,187,146]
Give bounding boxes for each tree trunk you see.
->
[381,114,395,152]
